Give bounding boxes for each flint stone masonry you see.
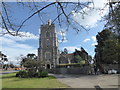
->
[38,20,59,69]
[49,65,91,74]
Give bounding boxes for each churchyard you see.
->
[1,73,69,88]
[0,1,120,89]
[1,72,119,89]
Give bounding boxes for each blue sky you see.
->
[0,0,109,64]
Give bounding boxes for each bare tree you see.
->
[0,0,119,37]
[105,0,120,32]
[0,0,93,36]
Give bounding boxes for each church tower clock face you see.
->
[38,20,59,69]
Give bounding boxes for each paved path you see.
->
[0,70,19,75]
[50,73,119,88]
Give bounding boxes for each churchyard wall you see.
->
[49,65,91,74]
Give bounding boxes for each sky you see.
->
[0,0,109,65]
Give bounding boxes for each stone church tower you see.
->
[38,20,59,69]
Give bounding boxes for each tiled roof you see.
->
[66,53,74,55]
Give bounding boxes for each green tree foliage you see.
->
[9,63,15,68]
[0,51,8,62]
[74,55,83,63]
[0,51,9,70]
[3,64,9,70]
[21,53,44,72]
[27,53,37,59]
[74,48,89,64]
[105,3,120,65]
[21,53,36,67]
[102,39,118,64]
[106,3,120,35]
[95,29,119,73]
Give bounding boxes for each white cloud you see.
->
[57,30,66,36]
[62,44,81,53]
[3,32,39,42]
[57,29,68,43]
[91,36,97,46]
[91,42,97,46]
[58,39,68,43]
[91,36,96,42]
[72,0,109,28]
[0,31,38,65]
[62,44,89,53]
[0,28,39,42]
[63,46,80,53]
[83,38,91,43]
[2,46,37,65]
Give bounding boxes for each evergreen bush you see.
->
[16,70,48,78]
[40,71,48,77]
[16,70,29,78]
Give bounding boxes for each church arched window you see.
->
[45,52,51,60]
[46,32,50,38]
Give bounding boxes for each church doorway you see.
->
[47,64,50,69]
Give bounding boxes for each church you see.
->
[38,20,89,70]
[38,20,60,69]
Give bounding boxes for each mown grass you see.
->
[1,73,68,88]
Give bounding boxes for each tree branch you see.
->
[2,2,15,31]
[57,2,70,24]
[0,12,15,36]
[17,2,57,33]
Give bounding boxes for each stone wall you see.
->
[49,65,91,74]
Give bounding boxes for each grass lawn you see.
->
[1,73,69,88]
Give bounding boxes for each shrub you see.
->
[16,73,19,77]
[28,70,36,77]
[16,70,48,78]
[33,72,40,78]
[21,71,28,78]
[40,71,48,77]
[34,72,38,77]
[16,70,28,78]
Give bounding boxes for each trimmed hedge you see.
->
[56,62,86,68]
[16,70,48,78]
[57,62,85,66]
